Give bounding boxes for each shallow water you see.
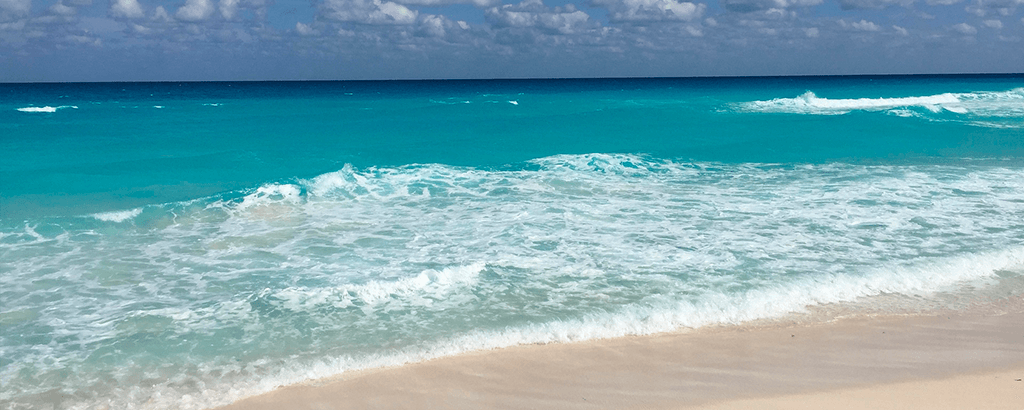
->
[2,75,1023,409]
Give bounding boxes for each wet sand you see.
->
[219,305,1024,410]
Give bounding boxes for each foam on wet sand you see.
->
[218,299,1024,410]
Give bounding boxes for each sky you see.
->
[0,0,1022,81]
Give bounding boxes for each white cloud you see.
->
[925,0,961,4]
[965,0,1024,16]
[804,27,818,37]
[177,0,215,21]
[840,0,912,9]
[839,19,881,31]
[893,24,908,35]
[486,0,591,34]
[152,5,171,21]
[394,0,498,7]
[418,14,445,37]
[973,0,1024,7]
[220,0,239,19]
[65,33,102,46]
[323,0,418,25]
[49,1,76,15]
[952,22,977,34]
[983,19,1003,28]
[0,19,25,29]
[721,0,821,12]
[0,0,31,21]
[111,0,144,18]
[592,0,706,23]
[296,21,316,35]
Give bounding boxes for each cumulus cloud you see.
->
[965,0,1023,16]
[418,14,445,36]
[591,0,705,23]
[804,27,818,37]
[395,0,498,6]
[323,0,418,25]
[925,0,961,4]
[839,0,912,9]
[49,1,76,15]
[893,24,908,35]
[296,21,317,35]
[65,33,102,46]
[414,13,464,37]
[177,0,216,21]
[486,0,591,34]
[220,0,239,19]
[110,0,144,18]
[152,5,171,21]
[720,0,821,13]
[952,22,977,34]
[839,19,881,31]
[983,19,1003,28]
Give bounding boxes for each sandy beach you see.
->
[218,298,1024,410]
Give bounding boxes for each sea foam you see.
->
[4,154,1024,410]
[91,208,143,222]
[16,105,78,112]
[739,88,1024,123]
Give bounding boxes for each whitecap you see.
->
[738,88,1024,119]
[16,105,78,113]
[91,208,143,222]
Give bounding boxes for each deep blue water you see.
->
[2,75,1023,409]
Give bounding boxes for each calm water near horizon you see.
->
[2,75,1023,409]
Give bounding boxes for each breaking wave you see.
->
[738,88,1024,127]
[16,105,78,113]
[4,154,1024,410]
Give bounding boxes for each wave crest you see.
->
[738,88,1024,127]
[16,105,78,113]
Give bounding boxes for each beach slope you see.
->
[219,308,1024,410]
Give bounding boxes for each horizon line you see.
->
[3,72,1023,85]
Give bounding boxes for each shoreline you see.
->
[217,298,1024,409]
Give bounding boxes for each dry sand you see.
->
[219,307,1024,410]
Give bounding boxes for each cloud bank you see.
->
[0,0,1021,81]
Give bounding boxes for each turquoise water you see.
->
[2,76,1024,409]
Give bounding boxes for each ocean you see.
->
[2,75,1023,409]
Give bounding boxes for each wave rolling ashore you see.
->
[220,300,1024,410]
[3,76,1024,410]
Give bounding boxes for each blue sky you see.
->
[1,0,1021,81]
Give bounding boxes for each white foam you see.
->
[739,88,1024,122]
[236,184,304,211]
[16,105,78,113]
[107,249,1023,410]
[91,208,143,222]
[742,91,961,115]
[271,263,485,312]
[5,154,1024,410]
